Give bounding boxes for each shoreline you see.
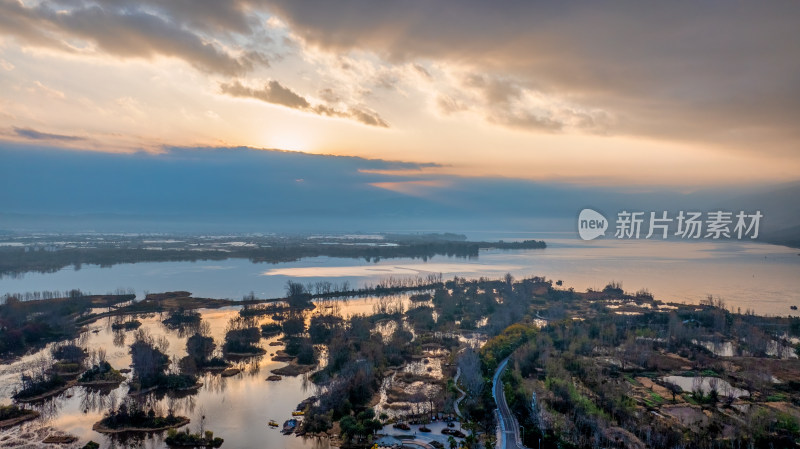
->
[14,380,76,403]
[0,410,40,428]
[92,416,190,434]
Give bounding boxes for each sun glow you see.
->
[264,128,315,152]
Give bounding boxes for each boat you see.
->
[791,305,798,310]
[282,418,298,434]
[292,411,304,416]
[268,420,279,427]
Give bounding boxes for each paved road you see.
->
[453,366,466,419]
[493,357,528,449]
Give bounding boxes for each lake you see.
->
[1,236,799,448]
[2,237,799,316]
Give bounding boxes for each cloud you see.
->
[438,73,610,132]
[14,127,85,142]
[413,64,432,80]
[370,180,451,197]
[262,0,800,155]
[0,59,14,71]
[31,81,65,100]
[220,80,389,127]
[2,0,798,166]
[0,0,268,75]
[345,107,389,128]
[221,80,309,109]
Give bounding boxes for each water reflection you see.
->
[4,241,797,315]
[113,329,127,347]
[0,300,421,448]
[79,385,117,414]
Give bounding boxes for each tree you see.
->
[129,331,169,385]
[282,314,306,337]
[286,281,310,308]
[458,347,484,397]
[186,334,215,363]
[664,381,681,403]
[340,415,358,443]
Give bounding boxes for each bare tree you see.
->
[663,381,681,403]
[458,347,484,398]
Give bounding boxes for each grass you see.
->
[624,374,640,386]
[765,393,788,402]
[644,392,665,407]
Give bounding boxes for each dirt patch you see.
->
[42,435,78,444]
[648,352,692,371]
[220,368,241,377]
[394,372,439,384]
[604,427,645,449]
[386,386,415,403]
[78,379,124,387]
[764,401,800,420]
[661,405,708,427]
[635,377,674,399]
[731,357,800,383]
[272,350,294,362]
[225,348,266,357]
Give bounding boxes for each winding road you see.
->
[493,357,528,449]
[453,366,466,419]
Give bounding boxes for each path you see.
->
[453,366,467,419]
[493,357,527,449]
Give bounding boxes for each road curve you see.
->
[453,367,466,419]
[493,357,528,449]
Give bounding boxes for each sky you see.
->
[1,1,799,187]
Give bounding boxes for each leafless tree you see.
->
[458,346,484,398]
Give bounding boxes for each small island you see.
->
[111,319,142,331]
[127,330,201,394]
[0,404,40,428]
[13,373,72,403]
[163,309,202,328]
[78,360,125,386]
[222,320,266,356]
[93,399,189,433]
[165,428,224,448]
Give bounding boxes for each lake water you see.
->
[0,291,480,449]
[0,307,332,449]
[2,237,800,447]
[2,238,799,316]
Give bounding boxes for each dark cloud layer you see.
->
[221,80,388,127]
[2,144,797,237]
[0,0,267,75]
[14,127,85,142]
[264,0,800,154]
